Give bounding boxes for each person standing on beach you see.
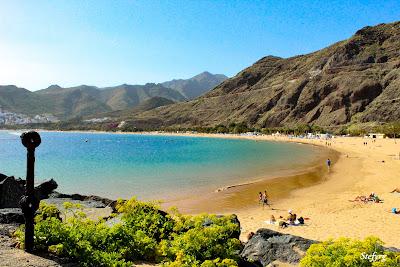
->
[326,158,331,171]
[326,158,331,170]
[262,190,270,208]
[258,192,263,205]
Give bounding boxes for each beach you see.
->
[141,133,400,248]
[3,130,400,248]
[69,131,400,247]
[226,135,400,248]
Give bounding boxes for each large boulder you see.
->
[48,192,116,210]
[0,208,24,224]
[0,173,7,182]
[34,179,58,199]
[0,176,25,208]
[0,174,58,208]
[240,229,317,266]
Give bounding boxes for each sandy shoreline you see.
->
[135,132,400,248]
[229,135,400,248]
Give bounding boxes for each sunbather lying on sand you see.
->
[350,195,369,203]
[369,192,383,202]
[350,193,383,203]
[278,216,288,228]
[391,208,400,214]
[390,188,400,193]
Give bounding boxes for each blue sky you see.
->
[1,0,400,90]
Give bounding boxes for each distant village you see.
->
[0,107,59,125]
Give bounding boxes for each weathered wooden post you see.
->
[20,131,41,253]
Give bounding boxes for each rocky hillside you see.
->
[127,21,400,129]
[94,96,176,119]
[162,71,227,99]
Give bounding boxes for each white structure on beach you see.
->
[316,133,332,139]
[366,133,386,139]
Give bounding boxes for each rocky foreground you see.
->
[0,174,320,266]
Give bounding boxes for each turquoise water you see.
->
[0,131,323,200]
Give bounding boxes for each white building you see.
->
[367,133,385,139]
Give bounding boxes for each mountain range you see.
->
[0,72,227,120]
[2,21,400,130]
[123,21,400,129]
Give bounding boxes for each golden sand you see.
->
[233,135,400,247]
[156,133,400,248]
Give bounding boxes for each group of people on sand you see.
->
[247,209,307,240]
[363,139,378,146]
[258,190,270,208]
[350,189,400,215]
[268,210,305,229]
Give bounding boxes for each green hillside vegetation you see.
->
[0,72,225,120]
[35,85,112,118]
[96,96,176,120]
[0,83,183,120]
[0,85,55,115]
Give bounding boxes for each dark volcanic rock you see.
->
[35,179,58,199]
[0,176,25,208]
[48,192,117,210]
[202,214,241,239]
[0,208,24,224]
[240,229,316,266]
[0,173,7,182]
[0,174,58,209]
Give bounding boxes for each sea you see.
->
[0,131,325,201]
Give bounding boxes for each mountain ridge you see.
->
[162,71,228,99]
[0,72,226,120]
[123,21,400,129]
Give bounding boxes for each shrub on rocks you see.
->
[14,198,242,267]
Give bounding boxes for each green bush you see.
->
[35,202,61,222]
[158,214,242,266]
[15,198,242,267]
[300,237,400,267]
